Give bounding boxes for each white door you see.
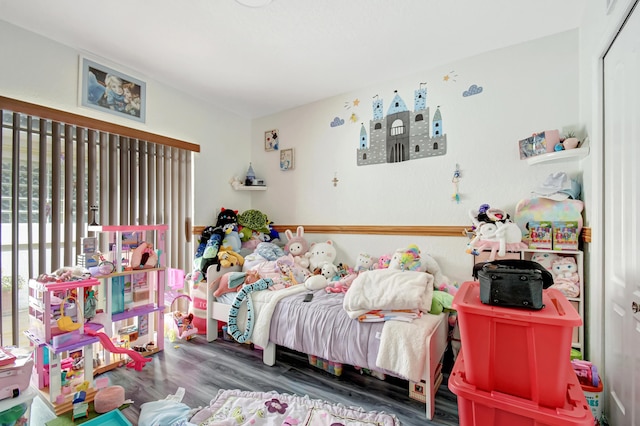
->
[603,3,640,424]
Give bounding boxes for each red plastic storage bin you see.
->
[449,352,594,426]
[453,281,582,408]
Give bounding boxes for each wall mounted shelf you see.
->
[526,146,590,165]
[232,185,267,191]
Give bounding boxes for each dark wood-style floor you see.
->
[33,335,460,425]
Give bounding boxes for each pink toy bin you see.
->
[453,281,582,408]
[449,352,594,426]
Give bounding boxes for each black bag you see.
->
[474,259,554,310]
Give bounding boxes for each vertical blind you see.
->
[0,96,198,346]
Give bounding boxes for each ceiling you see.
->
[0,0,586,119]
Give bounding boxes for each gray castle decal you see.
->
[357,86,446,166]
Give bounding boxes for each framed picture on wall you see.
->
[79,57,146,123]
[265,129,279,151]
[280,148,294,171]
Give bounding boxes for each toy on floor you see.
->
[166,294,199,342]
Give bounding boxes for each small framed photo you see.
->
[265,129,279,151]
[79,57,146,123]
[280,148,294,171]
[518,132,547,159]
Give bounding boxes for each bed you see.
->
[204,260,449,421]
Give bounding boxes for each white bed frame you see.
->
[204,264,449,420]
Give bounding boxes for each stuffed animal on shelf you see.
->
[306,240,337,271]
[284,226,310,269]
[354,253,377,272]
[550,256,580,298]
[388,244,426,272]
[467,205,527,260]
[531,252,562,273]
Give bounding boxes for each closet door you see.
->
[603,2,640,424]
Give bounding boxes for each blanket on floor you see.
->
[189,389,399,426]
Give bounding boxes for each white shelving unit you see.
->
[233,185,267,191]
[88,224,168,373]
[521,249,585,353]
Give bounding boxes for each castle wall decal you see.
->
[356,85,447,166]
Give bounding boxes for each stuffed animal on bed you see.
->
[388,244,426,272]
[221,223,242,252]
[213,270,261,297]
[375,254,391,269]
[217,246,244,268]
[306,240,337,271]
[354,253,376,272]
[284,226,310,269]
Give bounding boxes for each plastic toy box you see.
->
[307,355,343,376]
[449,352,594,426]
[0,355,33,401]
[452,281,582,408]
[82,408,132,425]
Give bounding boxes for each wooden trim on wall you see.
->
[0,96,200,153]
[191,224,593,242]
[192,224,468,237]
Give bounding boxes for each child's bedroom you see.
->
[0,0,637,425]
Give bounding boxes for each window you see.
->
[0,97,197,346]
[390,119,404,136]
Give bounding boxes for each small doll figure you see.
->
[181,313,194,339]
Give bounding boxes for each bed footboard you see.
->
[424,313,449,420]
[206,264,241,342]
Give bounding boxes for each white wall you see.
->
[248,30,582,285]
[0,20,585,288]
[0,21,253,228]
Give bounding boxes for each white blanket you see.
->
[343,269,434,319]
[376,312,445,382]
[233,285,307,348]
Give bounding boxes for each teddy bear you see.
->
[354,252,377,272]
[550,256,580,298]
[306,240,337,271]
[284,226,310,269]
